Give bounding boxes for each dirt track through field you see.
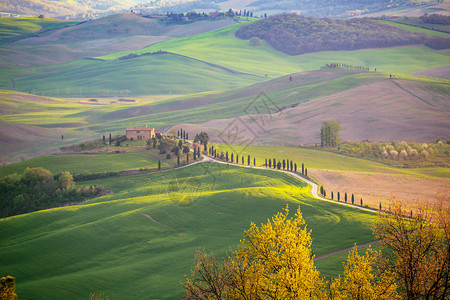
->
[313,240,380,261]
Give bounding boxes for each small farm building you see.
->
[126,127,156,140]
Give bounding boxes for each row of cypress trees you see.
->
[320,188,364,207]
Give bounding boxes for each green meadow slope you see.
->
[0,16,78,44]
[0,14,238,66]
[1,67,449,161]
[0,163,376,299]
[2,20,449,97]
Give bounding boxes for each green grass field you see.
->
[9,53,261,97]
[0,163,376,299]
[2,21,448,97]
[98,23,450,75]
[211,144,450,180]
[0,16,78,44]
[378,20,450,38]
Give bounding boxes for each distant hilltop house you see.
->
[126,126,156,140]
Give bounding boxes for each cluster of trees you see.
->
[184,197,450,299]
[239,0,435,18]
[320,121,342,148]
[235,14,450,55]
[193,132,209,152]
[420,13,450,25]
[0,168,102,218]
[325,140,449,168]
[135,0,219,15]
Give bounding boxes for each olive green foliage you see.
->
[0,167,100,217]
[157,139,177,154]
[320,121,342,148]
[235,14,449,55]
[0,276,17,300]
[193,132,209,146]
[325,140,450,167]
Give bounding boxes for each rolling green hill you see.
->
[2,21,447,97]
[0,16,78,44]
[0,163,377,299]
[1,66,449,161]
[0,14,238,66]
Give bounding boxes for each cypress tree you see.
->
[320,186,323,195]
[360,198,363,206]
[247,155,250,165]
[277,162,281,169]
[290,161,293,171]
[187,152,189,163]
[186,133,188,140]
[305,168,307,176]
[177,130,180,137]
[109,133,112,145]
[158,160,161,170]
[273,158,276,169]
[269,159,272,168]
[231,153,234,163]
[253,157,255,166]
[351,194,354,204]
[338,192,340,201]
[103,135,106,144]
[302,163,304,175]
[379,202,382,211]
[294,163,297,172]
[242,156,244,164]
[226,151,229,161]
[236,154,239,164]
[345,192,347,203]
[324,190,326,197]
[193,148,196,160]
[331,191,334,200]
[177,154,180,166]
[265,158,267,167]
[282,160,286,170]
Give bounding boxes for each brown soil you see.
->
[309,169,450,211]
[411,65,450,80]
[181,79,450,145]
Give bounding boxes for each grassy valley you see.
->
[0,163,377,299]
[0,8,449,300]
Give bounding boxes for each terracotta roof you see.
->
[126,127,154,131]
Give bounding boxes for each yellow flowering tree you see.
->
[328,247,399,300]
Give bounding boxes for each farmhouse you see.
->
[126,126,156,140]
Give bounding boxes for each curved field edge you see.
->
[96,23,450,76]
[0,163,376,299]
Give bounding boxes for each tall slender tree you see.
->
[158,160,161,170]
[294,163,297,172]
